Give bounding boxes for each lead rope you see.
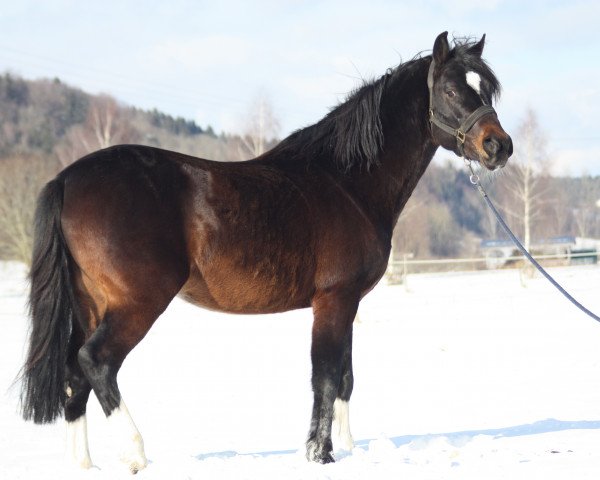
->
[465,159,600,323]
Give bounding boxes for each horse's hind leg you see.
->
[77,306,157,474]
[306,289,358,463]
[64,318,93,468]
[77,274,183,474]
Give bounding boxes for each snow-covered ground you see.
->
[2,261,600,479]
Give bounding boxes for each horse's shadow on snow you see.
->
[194,418,600,461]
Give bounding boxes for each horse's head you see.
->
[428,32,512,170]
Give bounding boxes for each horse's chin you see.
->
[477,155,508,172]
[481,161,500,172]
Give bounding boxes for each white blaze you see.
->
[466,71,482,95]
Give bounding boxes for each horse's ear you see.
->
[433,31,450,65]
[468,34,486,57]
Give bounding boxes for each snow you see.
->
[2,260,600,479]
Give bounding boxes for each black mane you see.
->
[270,38,501,172]
[269,63,411,172]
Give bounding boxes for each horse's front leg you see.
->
[306,289,358,463]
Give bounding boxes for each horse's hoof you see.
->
[64,457,96,472]
[306,440,335,464]
[120,452,148,474]
[315,452,335,464]
[117,433,148,474]
[127,458,147,475]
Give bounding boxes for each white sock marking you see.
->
[466,71,482,95]
[66,415,93,469]
[333,398,354,451]
[108,399,148,473]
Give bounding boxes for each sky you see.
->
[0,0,599,176]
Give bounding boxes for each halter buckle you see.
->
[456,130,466,144]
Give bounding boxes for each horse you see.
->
[20,32,512,473]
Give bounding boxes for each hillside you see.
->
[0,73,240,161]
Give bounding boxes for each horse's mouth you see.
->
[479,154,509,171]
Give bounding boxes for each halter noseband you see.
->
[427,59,496,158]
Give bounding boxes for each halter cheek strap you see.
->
[427,59,496,157]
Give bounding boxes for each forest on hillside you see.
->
[1,72,599,266]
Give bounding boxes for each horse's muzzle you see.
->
[482,133,513,170]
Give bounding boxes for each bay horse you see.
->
[21,32,512,473]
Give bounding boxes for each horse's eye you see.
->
[446,90,456,98]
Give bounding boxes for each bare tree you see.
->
[237,93,280,159]
[55,95,138,166]
[390,197,424,265]
[500,109,551,251]
[571,174,600,238]
[0,155,58,264]
[545,185,571,238]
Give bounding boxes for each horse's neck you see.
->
[344,76,437,233]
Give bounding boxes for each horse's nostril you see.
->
[483,137,501,156]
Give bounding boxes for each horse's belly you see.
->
[178,264,312,314]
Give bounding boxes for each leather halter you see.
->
[427,59,496,158]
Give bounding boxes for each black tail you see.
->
[21,178,74,424]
